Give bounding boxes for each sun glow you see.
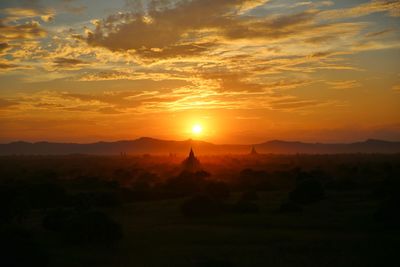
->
[192,124,203,135]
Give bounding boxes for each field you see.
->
[1,154,399,267]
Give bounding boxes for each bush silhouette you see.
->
[181,195,220,217]
[42,208,73,231]
[241,190,259,201]
[204,181,230,200]
[195,258,234,267]
[27,183,67,209]
[238,168,270,190]
[372,176,400,199]
[232,200,259,214]
[279,201,303,213]
[43,210,123,244]
[0,186,30,223]
[289,178,325,204]
[0,225,48,267]
[164,171,209,196]
[326,178,357,191]
[374,195,400,225]
[70,192,121,210]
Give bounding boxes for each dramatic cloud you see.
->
[52,57,88,69]
[322,0,400,19]
[86,0,302,57]
[0,7,55,22]
[0,42,10,52]
[0,0,399,142]
[0,59,30,71]
[0,98,18,109]
[87,0,243,51]
[0,20,47,42]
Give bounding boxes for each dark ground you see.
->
[1,154,399,267]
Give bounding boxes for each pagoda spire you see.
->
[182,147,201,172]
[189,147,195,159]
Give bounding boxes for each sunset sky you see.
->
[0,0,399,144]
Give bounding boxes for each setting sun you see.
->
[192,124,203,135]
[0,1,399,266]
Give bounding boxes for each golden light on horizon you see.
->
[192,124,203,135]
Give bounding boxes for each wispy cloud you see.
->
[326,80,361,90]
[0,7,55,22]
[322,0,400,19]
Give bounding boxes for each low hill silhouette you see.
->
[0,138,399,155]
[256,139,400,154]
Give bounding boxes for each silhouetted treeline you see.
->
[1,154,399,266]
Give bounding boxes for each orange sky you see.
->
[0,0,399,144]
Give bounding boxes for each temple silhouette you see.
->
[250,146,258,156]
[181,148,201,172]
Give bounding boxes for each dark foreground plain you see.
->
[1,154,399,267]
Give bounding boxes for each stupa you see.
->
[181,148,201,172]
[250,146,259,156]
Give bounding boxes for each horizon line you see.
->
[1,137,399,146]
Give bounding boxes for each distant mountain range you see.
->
[1,137,400,155]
